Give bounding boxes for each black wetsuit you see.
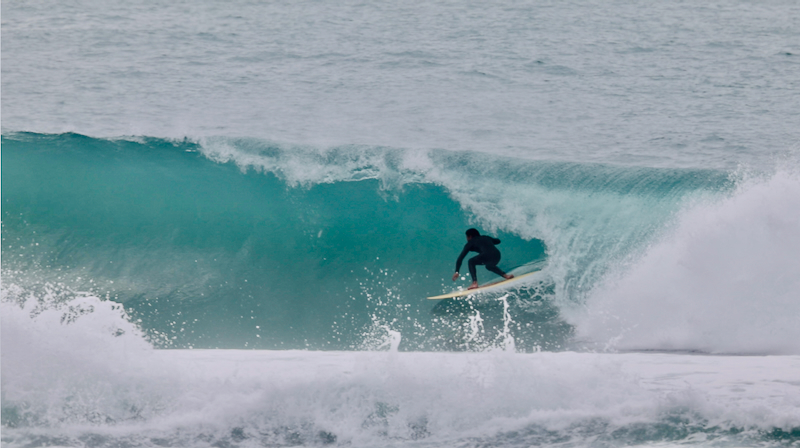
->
[455,235,507,282]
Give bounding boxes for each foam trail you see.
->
[573,169,800,354]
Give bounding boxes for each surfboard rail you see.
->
[427,269,541,300]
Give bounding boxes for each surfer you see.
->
[452,228,513,290]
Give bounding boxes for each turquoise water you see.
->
[5,132,731,352]
[3,0,800,446]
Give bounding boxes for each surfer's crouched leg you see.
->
[468,256,480,282]
[491,267,513,279]
[492,267,513,279]
[485,263,505,277]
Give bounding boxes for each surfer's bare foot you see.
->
[468,281,479,290]
[503,274,514,279]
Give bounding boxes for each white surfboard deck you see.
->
[427,269,541,300]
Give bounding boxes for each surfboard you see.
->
[427,269,541,300]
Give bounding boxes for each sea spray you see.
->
[0,286,180,430]
[464,310,485,351]
[573,167,800,354]
[498,294,516,352]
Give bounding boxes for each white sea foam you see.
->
[572,168,800,354]
[2,290,799,447]
[0,290,176,428]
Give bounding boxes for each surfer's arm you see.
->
[454,245,470,274]
[492,238,501,245]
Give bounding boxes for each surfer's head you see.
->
[465,228,480,240]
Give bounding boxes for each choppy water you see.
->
[2,0,799,446]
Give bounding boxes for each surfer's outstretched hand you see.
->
[452,272,460,282]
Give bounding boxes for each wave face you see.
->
[1,132,759,353]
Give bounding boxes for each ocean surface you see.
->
[2,0,800,446]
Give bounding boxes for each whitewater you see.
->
[2,0,800,447]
